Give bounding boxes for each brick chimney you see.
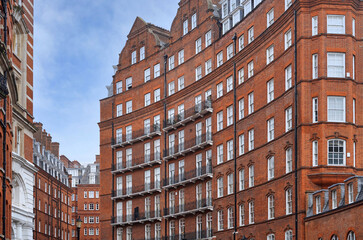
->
[41,130,47,149]
[95,154,100,163]
[51,142,60,158]
[46,134,52,151]
[60,155,71,167]
[33,122,43,143]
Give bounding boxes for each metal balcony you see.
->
[111,210,162,226]
[112,181,162,200]
[163,230,214,240]
[111,124,161,148]
[164,133,212,160]
[111,153,162,174]
[163,165,212,189]
[163,100,212,132]
[163,198,213,218]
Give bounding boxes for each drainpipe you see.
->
[1,0,8,238]
[294,9,299,240]
[163,54,168,240]
[111,101,115,240]
[232,33,238,240]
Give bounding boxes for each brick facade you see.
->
[33,123,73,240]
[99,0,362,239]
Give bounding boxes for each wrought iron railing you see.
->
[164,198,212,217]
[164,165,212,187]
[164,132,212,159]
[164,100,212,130]
[112,152,161,172]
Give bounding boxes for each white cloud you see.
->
[34,0,178,164]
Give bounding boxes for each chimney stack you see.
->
[41,130,47,149]
[46,134,52,151]
[33,122,43,143]
[51,142,60,158]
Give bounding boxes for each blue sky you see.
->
[34,0,179,164]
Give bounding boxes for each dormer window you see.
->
[348,183,354,204]
[230,0,237,11]
[331,189,337,209]
[183,20,188,35]
[131,51,137,65]
[222,2,228,19]
[191,13,197,29]
[315,195,321,214]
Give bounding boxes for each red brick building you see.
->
[0,0,35,239]
[33,123,73,240]
[99,0,362,239]
[62,155,101,239]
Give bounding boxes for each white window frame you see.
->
[267,8,274,27]
[267,118,275,142]
[312,16,318,36]
[286,188,293,215]
[239,168,245,191]
[195,65,202,81]
[140,46,145,61]
[191,13,197,29]
[183,19,188,35]
[154,63,160,78]
[196,38,202,54]
[248,129,254,151]
[239,35,244,51]
[266,45,274,65]
[205,59,212,75]
[327,52,345,78]
[312,140,319,167]
[239,134,244,156]
[217,144,223,164]
[154,89,160,102]
[312,54,318,79]
[177,76,184,91]
[217,177,224,198]
[168,56,175,71]
[327,15,345,34]
[267,79,274,103]
[268,156,274,181]
[248,26,254,44]
[327,96,346,122]
[285,29,292,50]
[217,51,223,67]
[217,111,223,131]
[285,107,293,132]
[286,147,293,173]
[205,30,212,47]
[178,49,184,65]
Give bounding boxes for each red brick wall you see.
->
[99,0,363,239]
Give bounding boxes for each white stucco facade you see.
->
[11,153,37,240]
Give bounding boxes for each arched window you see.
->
[267,234,275,240]
[331,235,339,240]
[285,230,293,240]
[328,139,345,165]
[347,231,356,240]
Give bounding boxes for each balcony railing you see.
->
[163,100,212,132]
[163,229,214,240]
[164,132,212,160]
[111,210,162,226]
[164,165,212,189]
[163,198,213,218]
[112,153,162,174]
[112,124,161,148]
[112,181,161,200]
